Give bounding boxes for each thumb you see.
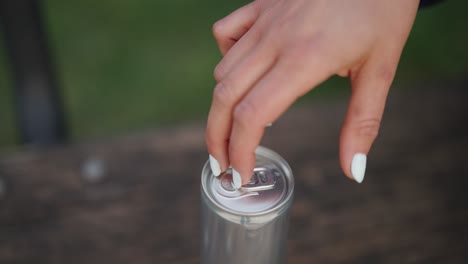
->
[340,60,396,183]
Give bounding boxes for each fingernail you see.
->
[266,123,273,127]
[232,168,242,189]
[209,155,221,176]
[351,153,367,183]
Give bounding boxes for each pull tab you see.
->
[240,167,277,192]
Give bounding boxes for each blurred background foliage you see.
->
[0,0,466,147]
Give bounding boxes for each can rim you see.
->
[201,146,294,217]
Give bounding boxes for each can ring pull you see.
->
[240,167,277,192]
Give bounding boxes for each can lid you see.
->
[202,146,294,216]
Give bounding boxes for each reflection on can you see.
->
[201,146,294,264]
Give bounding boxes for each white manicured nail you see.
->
[266,123,273,127]
[351,153,367,183]
[232,168,242,189]
[209,155,221,176]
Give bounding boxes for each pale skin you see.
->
[206,0,421,185]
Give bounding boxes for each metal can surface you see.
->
[201,146,294,264]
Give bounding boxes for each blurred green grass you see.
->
[0,0,467,147]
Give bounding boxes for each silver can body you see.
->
[201,146,294,264]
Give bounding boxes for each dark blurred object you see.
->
[0,0,66,144]
[420,0,445,8]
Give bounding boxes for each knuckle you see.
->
[213,62,226,82]
[212,20,225,39]
[260,29,280,53]
[281,35,326,66]
[354,118,381,141]
[376,63,396,85]
[281,44,303,61]
[247,26,263,44]
[213,81,235,108]
[298,34,325,58]
[233,100,258,127]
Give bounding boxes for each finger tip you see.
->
[232,168,242,189]
[351,153,367,184]
[339,138,367,184]
[209,154,222,177]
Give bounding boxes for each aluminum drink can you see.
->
[201,146,294,264]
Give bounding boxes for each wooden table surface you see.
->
[1,84,467,263]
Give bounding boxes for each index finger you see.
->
[229,49,333,187]
[206,43,276,175]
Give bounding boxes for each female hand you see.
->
[206,0,420,188]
